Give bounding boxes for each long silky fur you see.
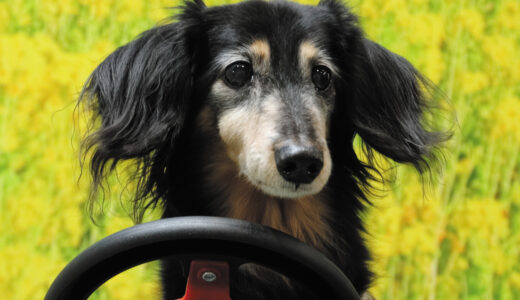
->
[80,1,208,221]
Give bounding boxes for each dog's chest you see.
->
[225,187,332,251]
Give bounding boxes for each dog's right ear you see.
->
[79,1,206,204]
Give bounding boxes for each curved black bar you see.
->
[45,216,360,300]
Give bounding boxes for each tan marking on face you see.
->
[299,40,338,76]
[299,40,320,69]
[249,39,270,71]
[249,40,271,64]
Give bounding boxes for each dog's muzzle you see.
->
[274,143,323,185]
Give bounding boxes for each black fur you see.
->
[79,0,448,299]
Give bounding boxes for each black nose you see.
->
[275,145,323,184]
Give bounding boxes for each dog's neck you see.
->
[194,108,334,252]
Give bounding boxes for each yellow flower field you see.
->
[0,0,519,299]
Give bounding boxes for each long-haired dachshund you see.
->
[80,0,447,298]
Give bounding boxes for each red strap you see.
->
[177,260,231,300]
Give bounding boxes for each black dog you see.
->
[80,0,447,298]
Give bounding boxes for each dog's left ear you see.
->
[349,39,448,172]
[320,0,447,172]
[351,39,447,170]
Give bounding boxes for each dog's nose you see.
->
[275,145,323,184]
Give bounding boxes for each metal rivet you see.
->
[202,271,217,282]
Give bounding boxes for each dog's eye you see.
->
[224,61,253,88]
[312,66,331,91]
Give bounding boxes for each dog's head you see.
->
[205,2,347,198]
[81,0,446,210]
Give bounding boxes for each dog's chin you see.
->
[249,178,327,199]
[260,184,322,199]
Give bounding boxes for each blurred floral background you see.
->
[0,0,519,299]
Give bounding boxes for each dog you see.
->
[79,0,447,298]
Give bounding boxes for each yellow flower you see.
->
[421,48,445,84]
[397,12,445,48]
[0,243,65,299]
[40,0,79,16]
[490,97,520,141]
[205,0,241,7]
[489,247,508,275]
[104,264,160,299]
[449,198,509,243]
[148,0,174,22]
[364,204,402,259]
[482,35,516,70]
[381,0,407,15]
[0,3,8,32]
[400,222,437,255]
[80,0,114,20]
[359,1,382,20]
[115,1,145,22]
[105,216,135,236]
[455,9,485,39]
[511,272,520,290]
[498,1,520,31]
[454,257,468,271]
[459,71,490,94]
